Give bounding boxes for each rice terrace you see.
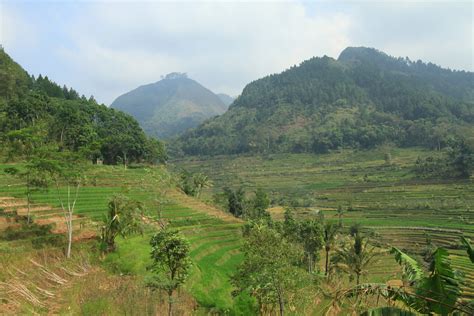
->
[1,1,473,315]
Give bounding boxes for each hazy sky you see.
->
[1,0,472,105]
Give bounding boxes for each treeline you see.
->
[173,47,474,156]
[0,48,166,165]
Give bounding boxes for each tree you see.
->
[146,229,192,316]
[297,219,324,273]
[177,170,195,196]
[247,188,270,220]
[4,162,49,224]
[224,187,246,218]
[36,151,86,258]
[99,194,144,253]
[323,223,339,276]
[192,173,212,198]
[447,138,473,178]
[333,231,379,285]
[233,223,307,316]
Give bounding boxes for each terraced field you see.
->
[0,164,245,313]
[1,153,472,311]
[173,148,474,301]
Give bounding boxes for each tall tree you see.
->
[146,229,192,316]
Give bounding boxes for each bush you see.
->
[0,222,65,248]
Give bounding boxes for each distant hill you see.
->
[174,47,474,156]
[111,73,228,139]
[217,93,234,107]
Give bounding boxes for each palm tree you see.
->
[333,232,379,285]
[192,173,213,198]
[323,223,339,276]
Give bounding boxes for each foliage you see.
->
[174,47,473,156]
[176,170,212,197]
[414,138,473,178]
[339,247,468,315]
[0,222,65,249]
[232,222,308,315]
[4,162,49,223]
[0,49,167,165]
[146,228,192,316]
[297,219,324,273]
[333,230,380,285]
[460,236,474,263]
[246,188,271,220]
[99,194,144,253]
[223,187,246,218]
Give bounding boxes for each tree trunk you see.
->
[168,290,173,316]
[278,293,284,316]
[26,179,31,224]
[356,272,360,285]
[325,248,329,276]
[123,152,128,169]
[66,212,73,258]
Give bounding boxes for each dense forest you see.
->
[173,47,474,156]
[0,48,166,165]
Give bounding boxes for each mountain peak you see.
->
[337,46,388,63]
[162,72,188,80]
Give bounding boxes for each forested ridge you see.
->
[174,47,474,156]
[0,48,166,165]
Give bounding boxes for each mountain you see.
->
[217,93,234,107]
[174,47,474,156]
[111,73,228,139]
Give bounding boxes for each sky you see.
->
[1,0,473,105]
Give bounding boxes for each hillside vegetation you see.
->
[174,47,474,156]
[0,48,166,165]
[111,73,228,139]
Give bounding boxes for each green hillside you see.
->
[0,48,166,165]
[174,47,474,156]
[111,73,228,139]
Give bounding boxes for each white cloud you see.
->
[1,0,472,105]
[0,3,38,50]
[58,1,352,103]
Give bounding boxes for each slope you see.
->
[174,47,474,156]
[111,73,228,139]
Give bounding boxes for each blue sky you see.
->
[1,0,472,105]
